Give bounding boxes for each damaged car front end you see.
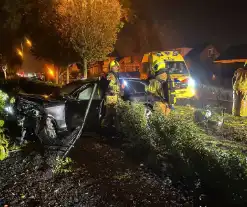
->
[16,94,67,145]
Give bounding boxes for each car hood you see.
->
[17,93,65,106]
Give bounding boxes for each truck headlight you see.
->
[188,78,196,87]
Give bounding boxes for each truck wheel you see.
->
[38,117,60,145]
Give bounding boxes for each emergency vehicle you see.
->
[142,51,196,99]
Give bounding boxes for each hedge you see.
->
[192,106,247,145]
[0,90,10,161]
[117,101,247,205]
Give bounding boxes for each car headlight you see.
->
[4,105,14,115]
[123,80,128,86]
[188,78,196,87]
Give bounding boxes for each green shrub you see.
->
[151,110,247,203]
[117,100,158,159]
[117,102,247,204]
[53,157,73,174]
[0,122,8,161]
[0,90,11,161]
[221,115,247,143]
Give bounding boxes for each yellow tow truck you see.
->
[141,51,196,99]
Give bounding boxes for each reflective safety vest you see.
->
[105,71,120,105]
[233,68,247,92]
[146,74,176,106]
[146,79,164,98]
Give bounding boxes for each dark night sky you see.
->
[116,0,247,55]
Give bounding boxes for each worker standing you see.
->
[101,59,121,130]
[146,52,176,113]
[232,62,247,117]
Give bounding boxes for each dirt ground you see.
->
[0,135,192,207]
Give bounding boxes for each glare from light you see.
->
[191,88,196,96]
[123,80,128,86]
[5,106,14,114]
[25,37,32,47]
[16,48,23,58]
[205,110,212,118]
[48,68,55,77]
[188,78,196,87]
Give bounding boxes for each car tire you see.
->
[37,117,61,146]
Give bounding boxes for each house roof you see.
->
[214,44,247,63]
[185,43,210,59]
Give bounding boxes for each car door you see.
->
[66,83,102,131]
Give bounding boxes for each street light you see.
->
[48,68,55,77]
[16,37,32,58]
[16,48,23,58]
[25,37,32,47]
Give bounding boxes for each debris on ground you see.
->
[0,136,192,206]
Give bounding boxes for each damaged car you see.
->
[14,77,157,145]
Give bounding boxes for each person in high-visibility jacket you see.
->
[146,54,176,109]
[232,62,247,117]
[101,60,121,128]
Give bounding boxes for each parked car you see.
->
[14,78,158,145]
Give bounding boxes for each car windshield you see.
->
[122,80,146,95]
[57,81,83,96]
[166,61,189,74]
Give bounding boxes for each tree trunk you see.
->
[66,67,70,84]
[55,67,59,84]
[83,58,87,79]
[2,64,7,80]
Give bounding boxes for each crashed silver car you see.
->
[14,78,157,145]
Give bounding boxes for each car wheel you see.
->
[38,117,60,145]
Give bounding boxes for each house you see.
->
[214,44,247,88]
[184,43,220,85]
[88,49,144,77]
[214,44,247,64]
